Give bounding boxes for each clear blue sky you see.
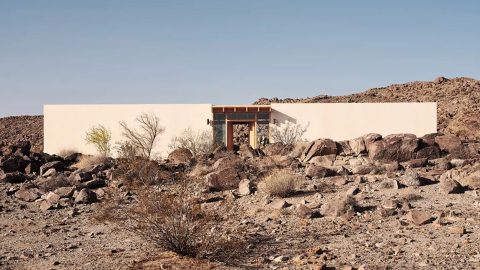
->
[1,0,479,116]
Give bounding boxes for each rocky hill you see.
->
[255,77,480,141]
[0,115,43,152]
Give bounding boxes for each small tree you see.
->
[85,125,112,156]
[169,127,214,157]
[119,113,165,159]
[270,121,308,145]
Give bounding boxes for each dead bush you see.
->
[119,113,164,159]
[58,148,78,158]
[270,120,308,145]
[169,127,215,157]
[321,193,358,217]
[73,155,109,170]
[263,170,300,197]
[103,182,247,264]
[115,158,171,187]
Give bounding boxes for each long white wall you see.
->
[44,104,212,157]
[271,103,437,141]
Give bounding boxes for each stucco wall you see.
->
[44,104,212,157]
[271,103,437,141]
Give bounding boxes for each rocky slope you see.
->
[255,77,480,141]
[0,116,43,152]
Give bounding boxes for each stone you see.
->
[39,200,55,211]
[73,172,93,183]
[205,167,238,191]
[239,144,256,159]
[15,187,42,202]
[403,158,428,169]
[238,179,253,196]
[84,179,107,189]
[305,165,334,178]
[40,161,64,175]
[400,169,422,186]
[270,199,289,209]
[450,159,466,167]
[448,226,465,235]
[309,155,336,167]
[439,178,463,194]
[348,136,367,156]
[415,146,441,160]
[300,139,337,162]
[54,187,75,198]
[406,210,433,225]
[0,155,28,173]
[74,188,97,204]
[42,168,57,177]
[435,135,463,154]
[0,171,26,183]
[368,134,419,162]
[295,204,315,219]
[45,192,61,204]
[168,148,194,166]
[346,186,360,196]
[350,164,378,175]
[273,255,289,263]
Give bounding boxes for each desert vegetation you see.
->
[169,127,214,157]
[85,125,112,156]
[270,120,308,145]
[263,169,300,197]
[119,112,164,159]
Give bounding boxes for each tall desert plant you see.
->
[270,120,308,145]
[85,125,112,156]
[169,127,214,157]
[119,113,165,159]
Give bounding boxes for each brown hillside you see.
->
[0,115,43,152]
[255,77,480,141]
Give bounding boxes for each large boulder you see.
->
[399,169,422,186]
[168,148,194,166]
[300,139,337,162]
[308,155,336,167]
[305,165,335,178]
[348,137,367,156]
[205,167,239,191]
[439,163,480,190]
[0,155,29,173]
[368,134,419,162]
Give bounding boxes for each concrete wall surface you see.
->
[44,104,212,157]
[270,103,437,142]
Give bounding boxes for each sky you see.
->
[1,0,479,116]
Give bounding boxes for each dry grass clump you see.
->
[321,193,358,217]
[114,158,171,186]
[73,155,109,170]
[99,182,248,265]
[57,148,78,158]
[263,170,300,197]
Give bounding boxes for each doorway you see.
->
[226,121,256,151]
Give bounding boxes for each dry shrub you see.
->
[101,182,247,264]
[321,194,357,217]
[85,125,112,156]
[115,158,171,186]
[169,127,215,157]
[58,148,78,158]
[119,113,164,159]
[263,169,300,197]
[74,155,109,170]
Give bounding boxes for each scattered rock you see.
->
[405,210,433,225]
[74,188,97,204]
[238,179,253,196]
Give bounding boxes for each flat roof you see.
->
[212,105,271,113]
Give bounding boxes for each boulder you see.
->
[84,179,107,189]
[205,167,238,191]
[439,178,463,194]
[350,164,379,175]
[403,158,428,169]
[45,192,61,204]
[305,165,335,178]
[238,179,253,196]
[42,168,57,177]
[348,137,367,156]
[0,155,28,173]
[300,139,337,162]
[73,171,93,183]
[308,155,335,167]
[263,142,291,156]
[368,134,419,162]
[239,144,256,159]
[213,155,241,171]
[400,169,422,186]
[295,204,318,219]
[0,171,26,183]
[168,148,194,166]
[74,188,97,204]
[15,187,42,202]
[336,141,353,156]
[435,135,462,154]
[405,210,433,225]
[415,145,441,160]
[289,142,307,159]
[39,200,55,211]
[270,199,289,209]
[54,187,75,198]
[40,161,64,175]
